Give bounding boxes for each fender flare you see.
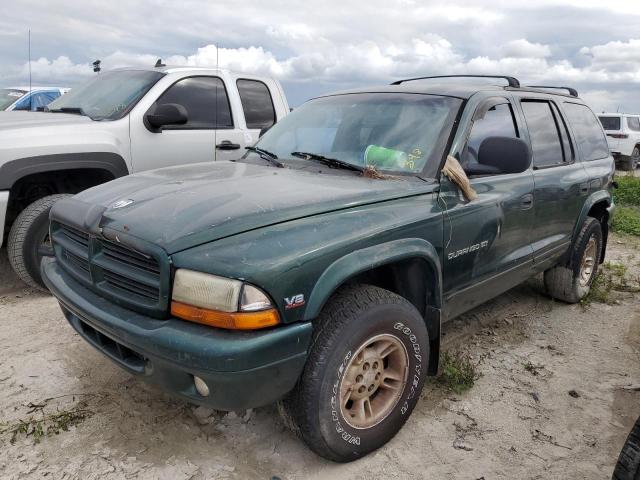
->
[572,190,611,241]
[0,152,129,190]
[304,238,443,375]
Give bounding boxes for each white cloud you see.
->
[501,39,552,58]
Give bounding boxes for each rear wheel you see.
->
[544,217,602,303]
[7,194,70,290]
[613,417,640,480]
[282,284,428,462]
[622,147,639,171]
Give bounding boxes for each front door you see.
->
[442,96,535,320]
[129,75,245,172]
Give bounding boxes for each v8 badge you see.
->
[284,294,305,310]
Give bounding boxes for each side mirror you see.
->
[465,136,531,176]
[145,103,188,130]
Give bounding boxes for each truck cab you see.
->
[0,66,289,289]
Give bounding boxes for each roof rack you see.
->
[526,85,579,97]
[390,75,521,88]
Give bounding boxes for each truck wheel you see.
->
[544,217,602,303]
[621,148,639,171]
[7,194,71,290]
[613,416,640,480]
[282,284,428,462]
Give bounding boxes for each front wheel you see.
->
[613,417,640,480]
[544,217,602,303]
[282,284,428,462]
[7,194,71,290]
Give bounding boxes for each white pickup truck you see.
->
[0,66,290,288]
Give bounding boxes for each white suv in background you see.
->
[598,113,640,170]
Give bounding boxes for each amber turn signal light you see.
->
[171,301,280,330]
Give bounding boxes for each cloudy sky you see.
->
[1,0,640,110]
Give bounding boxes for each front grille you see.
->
[51,222,169,317]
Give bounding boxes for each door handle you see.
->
[216,140,241,150]
[520,194,533,210]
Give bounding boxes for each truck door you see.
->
[129,75,245,172]
[517,98,590,270]
[441,96,535,320]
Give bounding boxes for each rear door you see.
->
[442,95,535,319]
[516,96,590,270]
[598,115,623,154]
[129,75,244,171]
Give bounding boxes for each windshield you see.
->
[599,116,621,131]
[254,93,462,176]
[0,89,26,110]
[46,70,164,120]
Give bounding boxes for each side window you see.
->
[237,79,276,130]
[562,102,609,161]
[550,102,574,162]
[30,92,59,110]
[12,94,32,111]
[152,76,233,129]
[521,100,565,168]
[463,102,518,166]
[628,116,640,132]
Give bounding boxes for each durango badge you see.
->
[284,294,305,310]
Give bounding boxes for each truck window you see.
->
[551,102,574,162]
[463,102,518,167]
[154,76,233,129]
[237,79,276,130]
[628,116,640,132]
[563,103,609,161]
[521,100,565,168]
[599,116,621,131]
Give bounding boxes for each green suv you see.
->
[42,75,615,462]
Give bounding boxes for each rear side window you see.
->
[628,116,640,132]
[464,102,518,166]
[599,116,621,131]
[153,76,233,129]
[564,103,609,161]
[237,79,276,130]
[521,100,565,168]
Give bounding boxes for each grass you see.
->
[438,351,478,394]
[614,175,640,206]
[613,206,640,236]
[613,175,640,236]
[581,261,640,306]
[0,401,92,444]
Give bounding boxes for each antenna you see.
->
[214,43,218,161]
[28,29,32,111]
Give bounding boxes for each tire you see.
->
[282,284,429,462]
[544,217,602,303]
[621,148,639,171]
[7,194,71,290]
[613,417,640,480]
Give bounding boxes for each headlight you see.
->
[171,269,280,330]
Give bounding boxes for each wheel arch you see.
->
[573,191,611,264]
[304,238,443,375]
[2,153,128,237]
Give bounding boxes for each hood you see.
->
[0,111,92,130]
[71,161,436,254]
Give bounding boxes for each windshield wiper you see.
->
[291,151,363,172]
[47,107,87,116]
[245,146,284,168]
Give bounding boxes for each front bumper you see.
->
[0,190,9,248]
[41,257,313,410]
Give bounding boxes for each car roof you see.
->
[599,113,639,117]
[312,81,584,101]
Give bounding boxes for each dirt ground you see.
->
[0,234,639,480]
